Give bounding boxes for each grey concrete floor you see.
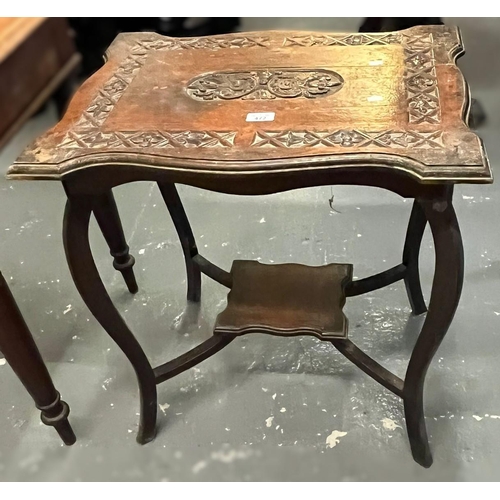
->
[1,18,500,481]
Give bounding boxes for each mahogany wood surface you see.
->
[8,26,491,184]
[214,261,352,340]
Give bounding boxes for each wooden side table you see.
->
[7,26,492,467]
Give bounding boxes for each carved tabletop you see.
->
[8,25,491,184]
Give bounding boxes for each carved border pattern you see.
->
[59,38,254,150]
[60,33,442,152]
[134,35,270,51]
[61,51,149,149]
[282,33,403,47]
[283,32,440,124]
[402,34,440,124]
[61,130,236,149]
[252,130,445,149]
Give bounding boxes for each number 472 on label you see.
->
[246,112,276,122]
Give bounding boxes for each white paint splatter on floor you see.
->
[326,430,348,448]
[138,248,145,255]
[211,449,252,463]
[259,217,266,223]
[272,393,277,400]
[192,460,207,474]
[63,304,73,315]
[101,378,113,391]
[159,403,170,414]
[381,418,402,431]
[265,416,274,427]
[0,358,6,366]
[280,407,286,413]
[191,448,255,474]
[473,415,483,421]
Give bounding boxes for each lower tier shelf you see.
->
[214,260,352,340]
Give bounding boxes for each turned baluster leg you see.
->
[403,200,428,315]
[0,272,76,445]
[93,190,138,294]
[403,190,464,467]
[63,194,157,444]
[158,182,201,302]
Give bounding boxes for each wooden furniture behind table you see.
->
[7,26,492,467]
[0,17,81,149]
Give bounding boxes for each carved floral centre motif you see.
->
[186,69,344,101]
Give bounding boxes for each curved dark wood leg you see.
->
[0,272,76,445]
[63,194,157,444]
[403,200,428,315]
[158,183,201,302]
[403,192,464,467]
[93,190,138,294]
